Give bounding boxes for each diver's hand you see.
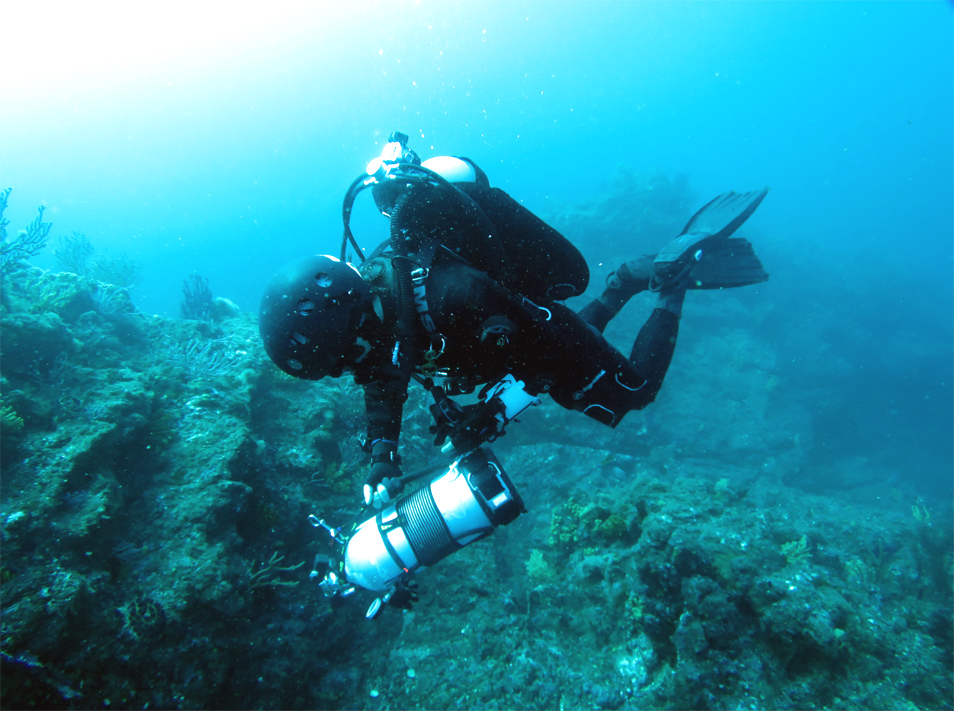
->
[363,477,405,508]
[363,441,403,508]
[387,581,420,611]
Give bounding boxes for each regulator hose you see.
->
[388,193,418,376]
[340,162,459,263]
[341,174,373,263]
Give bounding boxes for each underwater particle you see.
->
[407,669,416,679]
[5,511,27,526]
[370,689,380,698]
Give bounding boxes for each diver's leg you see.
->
[577,256,654,333]
[628,287,686,397]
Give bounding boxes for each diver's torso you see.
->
[357,255,607,394]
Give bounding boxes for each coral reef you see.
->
[363,447,952,710]
[0,181,950,710]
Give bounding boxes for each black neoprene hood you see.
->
[259,255,371,380]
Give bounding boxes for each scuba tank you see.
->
[310,447,525,619]
[340,132,589,303]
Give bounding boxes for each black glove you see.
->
[387,581,420,611]
[363,441,404,508]
[428,387,501,452]
[428,386,466,446]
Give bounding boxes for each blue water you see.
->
[2,2,952,493]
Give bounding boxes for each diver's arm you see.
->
[363,375,408,447]
[361,373,410,506]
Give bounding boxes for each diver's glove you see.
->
[428,385,498,453]
[387,581,420,611]
[363,440,404,508]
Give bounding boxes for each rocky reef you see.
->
[1,180,951,709]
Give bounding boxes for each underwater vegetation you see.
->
[51,232,143,290]
[0,176,951,710]
[0,188,52,276]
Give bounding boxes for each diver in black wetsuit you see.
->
[260,132,768,505]
[258,133,769,615]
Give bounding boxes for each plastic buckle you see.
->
[410,267,429,284]
[421,336,445,376]
[521,296,552,321]
[428,334,446,358]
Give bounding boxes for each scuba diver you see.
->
[258,132,769,617]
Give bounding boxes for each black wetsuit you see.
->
[351,171,679,448]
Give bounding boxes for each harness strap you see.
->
[409,265,447,375]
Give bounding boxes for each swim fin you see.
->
[600,236,767,299]
[683,237,768,289]
[652,187,769,288]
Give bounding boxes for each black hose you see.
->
[340,163,458,263]
[341,174,372,262]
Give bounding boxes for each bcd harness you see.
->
[341,133,543,455]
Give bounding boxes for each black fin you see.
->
[685,238,769,290]
[654,187,769,282]
[679,187,770,239]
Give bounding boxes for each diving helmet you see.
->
[259,255,372,379]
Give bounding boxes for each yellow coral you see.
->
[844,557,869,584]
[1,404,24,432]
[781,535,811,567]
[911,499,931,524]
[526,549,555,584]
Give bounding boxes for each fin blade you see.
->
[678,186,769,241]
[686,238,769,289]
[654,187,770,282]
